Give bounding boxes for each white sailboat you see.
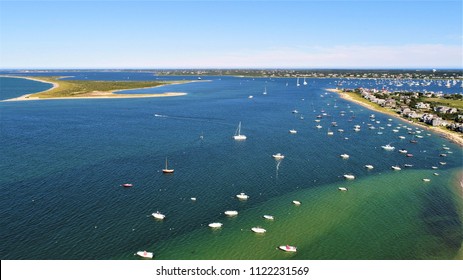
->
[162,158,174,173]
[296,77,300,87]
[233,122,247,140]
[263,86,267,95]
[303,77,307,85]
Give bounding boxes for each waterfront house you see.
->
[416,102,431,110]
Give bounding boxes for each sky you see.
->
[0,0,462,69]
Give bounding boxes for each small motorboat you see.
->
[208,222,223,229]
[381,144,395,151]
[152,211,165,220]
[136,250,153,259]
[433,173,439,176]
[391,165,401,171]
[191,197,197,201]
[340,154,350,159]
[224,210,238,217]
[121,183,133,187]
[263,215,274,220]
[338,187,348,191]
[364,165,374,169]
[289,129,297,134]
[404,164,414,168]
[236,193,249,200]
[251,227,267,233]
[272,153,285,160]
[292,200,301,205]
[422,178,431,182]
[398,149,407,154]
[343,174,355,180]
[406,154,413,157]
[278,245,297,252]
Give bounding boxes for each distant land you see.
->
[0,76,189,100]
[3,68,462,79]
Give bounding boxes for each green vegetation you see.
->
[29,76,168,98]
[424,97,463,110]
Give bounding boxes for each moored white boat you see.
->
[263,215,274,220]
[340,154,350,159]
[364,164,374,169]
[208,222,223,228]
[292,200,301,205]
[236,192,249,200]
[233,122,247,140]
[343,174,355,180]
[422,178,431,182]
[136,250,153,259]
[162,157,174,174]
[382,144,395,151]
[391,165,401,171]
[251,227,266,233]
[152,211,165,220]
[289,129,297,134]
[338,187,348,191]
[278,245,297,252]
[224,210,238,217]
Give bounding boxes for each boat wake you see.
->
[154,113,233,126]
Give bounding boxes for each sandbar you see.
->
[0,75,189,102]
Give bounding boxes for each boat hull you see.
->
[278,245,297,252]
[136,251,153,258]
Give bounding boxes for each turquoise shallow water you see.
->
[0,72,462,260]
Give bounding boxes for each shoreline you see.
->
[326,88,463,148]
[0,75,190,101]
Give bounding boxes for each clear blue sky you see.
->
[0,0,462,68]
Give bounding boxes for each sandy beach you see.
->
[0,75,188,101]
[3,91,187,102]
[326,88,463,148]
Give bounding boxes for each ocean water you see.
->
[0,72,462,260]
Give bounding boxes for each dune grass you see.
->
[28,76,168,98]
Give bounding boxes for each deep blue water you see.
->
[0,72,462,259]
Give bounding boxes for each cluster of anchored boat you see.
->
[135,193,301,258]
[134,98,454,259]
